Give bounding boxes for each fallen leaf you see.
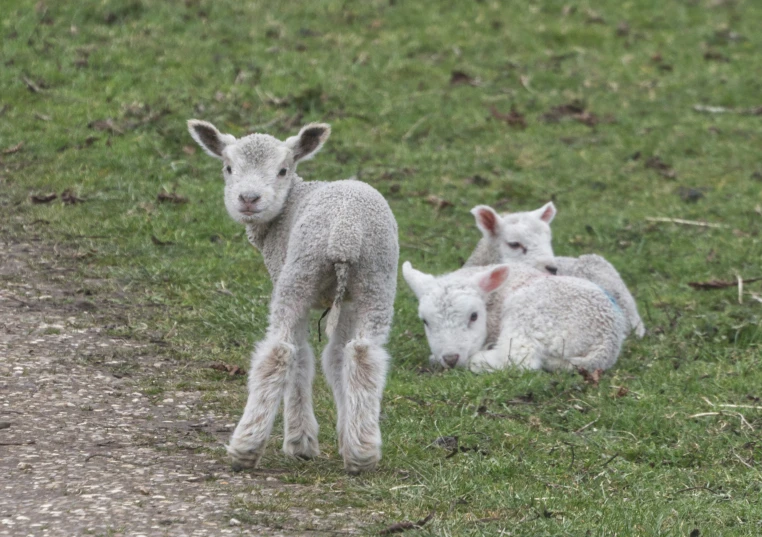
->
[615,386,629,398]
[577,367,603,387]
[209,363,247,376]
[182,145,196,155]
[34,112,51,121]
[489,105,527,129]
[616,21,630,37]
[61,189,85,204]
[157,189,188,204]
[430,436,459,450]
[519,74,532,92]
[645,156,676,179]
[379,512,434,535]
[151,235,174,246]
[425,194,454,210]
[573,111,600,127]
[704,50,729,62]
[542,100,586,122]
[30,193,57,204]
[450,70,480,86]
[585,9,605,24]
[677,186,705,203]
[88,118,124,135]
[465,174,490,187]
[476,405,508,419]
[688,277,762,290]
[2,142,24,155]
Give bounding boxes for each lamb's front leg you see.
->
[469,334,543,372]
[341,294,393,474]
[282,336,320,460]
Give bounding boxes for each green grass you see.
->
[2,0,762,534]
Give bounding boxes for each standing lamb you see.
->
[402,262,626,372]
[465,202,645,338]
[188,119,399,474]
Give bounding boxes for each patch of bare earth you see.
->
[0,239,359,536]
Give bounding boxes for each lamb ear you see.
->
[533,201,556,224]
[402,261,435,298]
[470,205,501,238]
[187,120,236,159]
[475,265,510,294]
[285,123,331,162]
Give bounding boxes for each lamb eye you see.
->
[507,242,523,251]
[225,165,232,174]
[422,319,429,327]
[278,168,288,177]
[469,312,478,322]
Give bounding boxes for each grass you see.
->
[2,0,762,534]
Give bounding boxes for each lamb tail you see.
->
[325,262,350,337]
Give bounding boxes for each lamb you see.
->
[465,202,645,338]
[402,261,626,372]
[188,119,399,474]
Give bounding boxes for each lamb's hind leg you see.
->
[282,322,320,460]
[227,271,315,470]
[341,285,394,474]
[321,302,355,456]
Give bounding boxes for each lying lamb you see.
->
[402,261,626,372]
[465,202,645,338]
[188,119,399,474]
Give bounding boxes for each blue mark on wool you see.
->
[598,286,623,314]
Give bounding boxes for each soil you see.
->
[0,238,353,536]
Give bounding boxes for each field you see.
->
[2,0,762,534]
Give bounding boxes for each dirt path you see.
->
[0,239,348,537]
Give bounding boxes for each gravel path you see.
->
[0,240,348,537]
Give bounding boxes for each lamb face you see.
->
[402,262,508,369]
[471,202,557,274]
[188,120,330,225]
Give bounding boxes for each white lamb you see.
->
[402,262,626,372]
[465,202,645,338]
[188,119,399,474]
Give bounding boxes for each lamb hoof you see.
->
[231,461,251,473]
[227,441,264,471]
[343,449,381,475]
[283,435,320,460]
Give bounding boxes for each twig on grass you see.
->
[574,417,599,434]
[22,76,41,93]
[689,411,754,431]
[687,277,762,290]
[738,274,743,304]
[676,485,719,494]
[2,142,24,155]
[693,104,762,115]
[733,452,754,469]
[402,115,429,141]
[646,217,728,229]
[717,404,762,410]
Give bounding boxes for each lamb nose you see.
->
[239,193,261,204]
[442,354,460,368]
[545,265,558,275]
